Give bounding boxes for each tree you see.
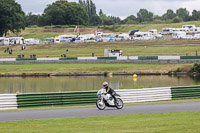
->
[162,9,176,20]
[176,8,190,21]
[191,10,200,21]
[0,0,25,37]
[122,15,137,24]
[79,0,97,25]
[25,12,40,26]
[137,9,153,22]
[40,1,89,26]
[172,17,183,23]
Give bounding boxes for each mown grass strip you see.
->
[0,111,200,133]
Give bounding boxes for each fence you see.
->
[0,86,200,110]
[0,94,17,110]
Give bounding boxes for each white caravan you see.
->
[148,29,158,36]
[182,25,196,29]
[0,37,9,46]
[182,25,200,34]
[25,38,41,45]
[116,34,130,41]
[194,34,200,39]
[9,37,24,45]
[172,31,193,39]
[76,34,95,43]
[59,35,77,43]
[133,32,155,40]
[161,28,175,35]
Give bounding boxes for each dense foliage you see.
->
[2,0,200,34]
[38,0,89,26]
[0,0,25,37]
[190,63,200,73]
[25,0,200,27]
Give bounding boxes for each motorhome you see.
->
[116,34,130,41]
[0,37,9,46]
[9,37,24,45]
[133,32,155,40]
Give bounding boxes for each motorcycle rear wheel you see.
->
[116,98,124,109]
[96,99,106,110]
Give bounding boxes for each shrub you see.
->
[190,63,200,73]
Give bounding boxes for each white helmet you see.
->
[103,82,108,87]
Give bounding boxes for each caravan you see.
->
[161,28,174,35]
[9,37,24,45]
[0,37,9,46]
[133,32,155,40]
[25,38,42,45]
[116,34,130,41]
[59,35,77,43]
[172,31,193,39]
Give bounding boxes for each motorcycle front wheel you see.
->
[96,99,106,110]
[116,98,124,109]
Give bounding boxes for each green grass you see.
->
[0,63,189,74]
[0,111,200,133]
[11,21,200,39]
[1,40,200,58]
[101,21,200,32]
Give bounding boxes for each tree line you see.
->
[1,0,200,37]
[26,0,200,26]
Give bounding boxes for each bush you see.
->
[190,63,200,73]
[173,17,183,23]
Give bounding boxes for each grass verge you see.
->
[1,40,200,58]
[0,111,200,133]
[0,63,190,74]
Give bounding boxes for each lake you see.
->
[0,75,200,94]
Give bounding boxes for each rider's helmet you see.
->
[103,82,108,87]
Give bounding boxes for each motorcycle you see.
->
[96,88,124,110]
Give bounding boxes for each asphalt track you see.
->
[0,102,200,122]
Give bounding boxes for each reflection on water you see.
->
[0,75,200,94]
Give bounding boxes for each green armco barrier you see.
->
[138,56,158,60]
[59,57,78,60]
[180,56,200,60]
[171,86,200,100]
[17,91,97,108]
[16,58,37,61]
[97,57,117,60]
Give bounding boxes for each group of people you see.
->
[4,47,13,54]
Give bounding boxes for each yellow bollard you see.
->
[133,74,137,82]
[133,74,137,79]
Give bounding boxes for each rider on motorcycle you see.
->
[102,82,117,105]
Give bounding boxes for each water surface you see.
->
[0,75,200,94]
